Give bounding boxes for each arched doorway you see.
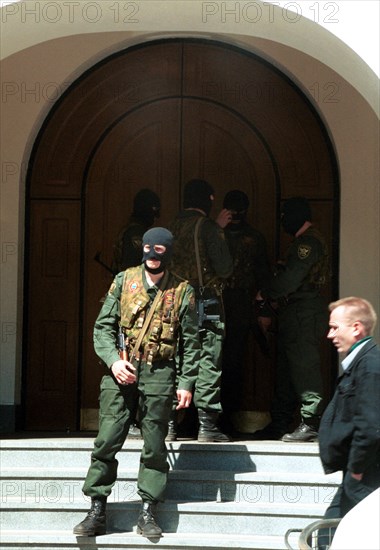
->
[24,39,338,431]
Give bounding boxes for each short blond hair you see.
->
[329,296,377,336]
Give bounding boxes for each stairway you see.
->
[0,436,341,549]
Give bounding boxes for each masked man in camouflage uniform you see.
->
[73,228,199,538]
[221,190,270,435]
[255,197,329,442]
[112,188,161,438]
[169,179,233,442]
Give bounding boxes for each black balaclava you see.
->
[183,179,214,216]
[223,190,249,227]
[281,197,311,236]
[133,188,161,227]
[142,227,173,274]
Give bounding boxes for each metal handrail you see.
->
[285,518,342,550]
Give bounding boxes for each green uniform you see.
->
[169,210,233,412]
[262,225,329,426]
[82,265,199,503]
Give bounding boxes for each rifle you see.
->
[197,297,221,327]
[94,251,115,275]
[117,326,129,361]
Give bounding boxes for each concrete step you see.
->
[0,437,340,550]
[0,469,340,505]
[0,499,325,535]
[0,438,326,472]
[0,530,291,550]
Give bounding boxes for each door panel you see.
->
[25,201,81,430]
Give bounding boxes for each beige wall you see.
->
[0,1,379,415]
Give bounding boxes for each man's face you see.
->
[143,243,166,273]
[142,227,173,274]
[327,306,361,354]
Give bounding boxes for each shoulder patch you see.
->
[298,244,312,260]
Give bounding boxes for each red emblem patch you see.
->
[165,291,174,305]
[129,281,139,293]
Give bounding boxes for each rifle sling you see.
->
[194,217,205,291]
[129,270,170,361]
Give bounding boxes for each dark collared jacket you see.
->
[319,340,380,475]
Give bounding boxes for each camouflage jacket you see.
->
[169,210,233,291]
[263,225,330,301]
[93,265,200,391]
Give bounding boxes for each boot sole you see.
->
[136,526,162,537]
[281,437,318,442]
[73,528,107,536]
[197,436,231,442]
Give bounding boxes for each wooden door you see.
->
[25,39,338,430]
[25,201,81,430]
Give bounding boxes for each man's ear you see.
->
[352,321,364,337]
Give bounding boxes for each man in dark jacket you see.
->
[319,296,380,525]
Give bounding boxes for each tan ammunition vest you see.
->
[120,267,188,364]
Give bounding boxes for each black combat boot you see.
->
[165,410,178,442]
[197,409,232,442]
[281,421,318,442]
[73,496,107,536]
[136,501,162,538]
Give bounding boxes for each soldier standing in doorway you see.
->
[73,227,199,538]
[168,178,234,442]
[112,188,161,437]
[254,197,330,442]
